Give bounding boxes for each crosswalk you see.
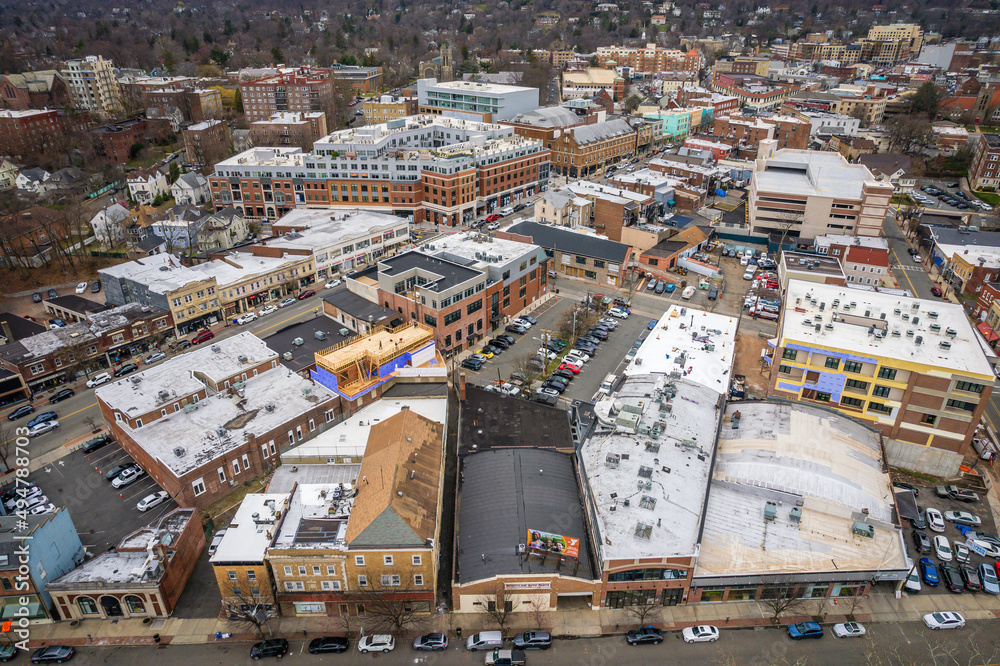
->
[894,264,928,273]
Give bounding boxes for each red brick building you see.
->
[713,112,811,152]
[240,68,337,123]
[182,119,230,167]
[142,87,223,123]
[0,71,74,111]
[89,117,174,164]
[0,109,86,162]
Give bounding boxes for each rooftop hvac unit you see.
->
[912,317,919,325]
[764,501,777,522]
[851,522,875,538]
[940,340,952,350]
[293,337,304,346]
[906,330,915,338]
[928,311,939,319]
[946,328,958,338]
[314,330,327,340]
[915,335,924,345]
[930,323,941,332]
[789,507,802,523]
[283,351,293,361]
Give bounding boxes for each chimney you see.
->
[459,371,467,401]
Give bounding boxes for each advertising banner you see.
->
[527,529,580,558]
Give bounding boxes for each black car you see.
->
[498,334,516,345]
[48,388,75,404]
[551,369,575,382]
[91,281,101,293]
[46,289,57,299]
[513,203,527,212]
[941,563,965,593]
[893,481,919,496]
[541,381,566,394]
[588,329,609,340]
[530,393,558,406]
[626,626,663,645]
[573,344,596,356]
[506,324,527,335]
[104,464,131,482]
[308,636,348,654]
[81,434,113,454]
[32,293,42,303]
[113,363,138,377]
[483,344,503,356]
[30,645,74,664]
[7,404,35,421]
[912,529,932,554]
[461,358,484,371]
[545,375,569,389]
[578,336,601,347]
[512,630,552,650]
[520,315,538,325]
[489,338,511,349]
[910,507,927,531]
[960,564,981,591]
[250,638,289,660]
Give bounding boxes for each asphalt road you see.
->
[2,291,336,462]
[35,619,1000,665]
[883,211,938,300]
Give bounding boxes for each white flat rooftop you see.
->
[566,180,652,205]
[211,493,289,564]
[128,369,336,476]
[98,254,209,296]
[422,78,535,94]
[282,395,447,462]
[95,332,277,417]
[188,251,309,289]
[697,402,909,578]
[625,304,738,395]
[754,149,874,200]
[267,210,406,250]
[271,482,355,550]
[584,375,720,560]
[424,230,540,268]
[781,279,995,378]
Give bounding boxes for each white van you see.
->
[681,285,696,300]
[466,631,504,651]
[499,207,514,216]
[600,373,617,392]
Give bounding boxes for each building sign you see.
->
[527,529,580,558]
[504,582,551,591]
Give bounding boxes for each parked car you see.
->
[892,481,919,495]
[910,507,927,530]
[308,637,349,654]
[278,297,295,308]
[923,612,965,629]
[297,289,316,300]
[608,307,630,319]
[912,529,932,554]
[7,404,34,421]
[111,465,146,489]
[787,622,823,640]
[190,329,215,344]
[236,312,257,325]
[4,485,42,510]
[558,363,581,374]
[960,564,981,591]
[27,420,59,437]
[681,625,719,643]
[944,511,981,527]
[626,626,663,645]
[250,638,289,660]
[931,286,943,297]
[258,305,278,316]
[953,541,971,563]
[26,411,56,428]
[324,279,342,289]
[512,630,551,650]
[412,633,448,651]
[29,645,75,664]
[979,564,1000,594]
[936,486,979,503]
[136,491,170,512]
[81,434,113,454]
[48,388,74,404]
[48,318,66,328]
[505,323,527,335]
[91,281,101,293]
[144,350,166,364]
[926,507,945,532]
[832,622,866,638]
[485,649,525,666]
[113,363,138,377]
[75,282,88,294]
[32,293,41,303]
[920,557,939,586]
[46,289,57,299]
[933,535,953,561]
[86,372,112,388]
[461,358,484,371]
[357,634,394,653]
[941,563,964,593]
[904,569,922,593]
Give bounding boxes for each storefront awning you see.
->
[977,322,999,343]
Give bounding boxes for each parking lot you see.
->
[458,295,653,404]
[914,179,994,218]
[899,481,1000,595]
[26,439,176,555]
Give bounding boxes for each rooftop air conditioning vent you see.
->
[928,311,939,319]
[915,335,924,345]
[891,329,901,337]
[946,328,958,338]
[211,344,221,353]
[906,330,915,337]
[940,340,952,350]
[293,337,304,346]
[314,330,327,340]
[173,447,186,457]
[930,323,942,332]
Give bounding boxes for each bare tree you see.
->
[758,578,806,621]
[623,592,662,628]
[476,581,518,634]
[510,352,543,386]
[862,627,1000,666]
[0,420,15,474]
[225,587,276,638]
[526,599,548,630]
[351,577,427,634]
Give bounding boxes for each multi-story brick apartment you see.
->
[711,73,803,112]
[712,55,770,78]
[748,145,893,239]
[182,119,230,167]
[331,66,383,94]
[0,70,73,110]
[240,67,337,123]
[62,55,122,117]
[0,205,68,266]
[142,87,223,123]
[863,24,924,64]
[769,280,994,474]
[502,106,591,143]
[595,44,702,75]
[0,109,86,162]
[362,95,418,125]
[554,181,657,242]
[712,112,810,152]
[970,133,1000,190]
[560,69,626,102]
[249,111,327,150]
[549,119,637,178]
[88,117,174,164]
[96,332,339,508]
[209,115,550,227]
[416,78,539,122]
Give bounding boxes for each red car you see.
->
[931,286,943,297]
[297,289,316,300]
[190,329,215,344]
[558,363,582,374]
[486,214,501,223]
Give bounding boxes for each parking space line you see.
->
[122,480,160,501]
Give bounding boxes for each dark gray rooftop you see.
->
[0,312,45,342]
[456,448,594,583]
[379,250,482,292]
[383,382,448,398]
[460,385,574,454]
[263,318,350,374]
[323,287,399,328]
[505,221,630,264]
[44,294,108,315]
[927,226,1000,248]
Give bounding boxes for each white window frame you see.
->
[412,555,422,566]
[358,574,368,587]
[414,574,424,586]
[383,555,393,566]
[217,467,226,483]
[355,555,365,567]
[321,580,341,591]
[284,566,293,575]
[192,478,206,496]
[242,454,250,470]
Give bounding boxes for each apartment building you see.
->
[712,55,770,78]
[970,133,1000,190]
[769,280,994,473]
[560,181,656,242]
[502,106,591,143]
[142,87,223,123]
[96,332,338,508]
[209,115,550,227]
[502,221,632,287]
[182,119,230,167]
[0,70,73,111]
[712,112,810,152]
[595,44,702,75]
[748,146,892,239]
[240,68,336,123]
[0,109,81,162]
[88,117,174,163]
[62,56,122,117]
[830,85,889,126]
[864,24,924,64]
[639,108,692,143]
[362,96,418,125]
[249,112,328,149]
[331,66,383,94]
[711,74,803,112]
[560,69,626,102]
[416,78,539,122]
[549,119,636,178]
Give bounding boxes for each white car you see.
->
[137,491,170,512]
[75,282,88,294]
[912,253,923,263]
[926,507,945,532]
[563,352,589,365]
[944,510,981,526]
[608,307,630,319]
[953,541,971,563]
[236,312,257,325]
[258,304,278,316]
[28,503,56,515]
[27,420,59,437]
[111,466,146,489]
[324,279,342,289]
[513,317,533,329]
[933,535,953,561]
[923,612,965,630]
[597,318,619,329]
[5,485,42,510]
[967,538,1000,559]
[16,495,49,512]
[357,634,395,654]
[86,372,112,388]
[832,622,866,638]
[904,569,921,593]
[536,387,560,397]
[681,625,719,643]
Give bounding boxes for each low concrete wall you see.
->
[885,437,963,478]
